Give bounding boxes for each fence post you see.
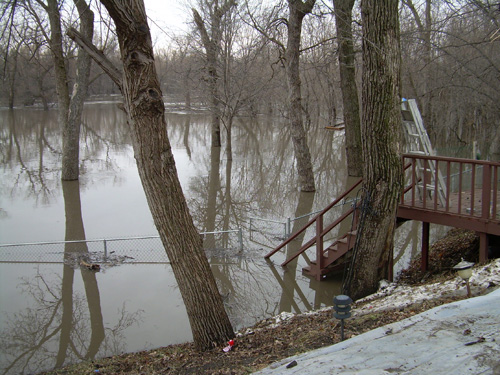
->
[287,217,291,238]
[103,239,107,257]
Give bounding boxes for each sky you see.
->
[143,0,192,45]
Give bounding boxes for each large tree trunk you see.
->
[99,0,234,350]
[62,0,94,180]
[333,0,362,177]
[285,0,316,192]
[343,0,403,301]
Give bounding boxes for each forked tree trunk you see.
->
[343,0,403,301]
[45,0,93,181]
[285,0,316,192]
[99,0,234,350]
[333,0,362,177]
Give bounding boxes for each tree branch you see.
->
[192,8,212,52]
[66,27,123,90]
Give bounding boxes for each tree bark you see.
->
[333,0,363,177]
[98,0,234,350]
[343,0,403,301]
[285,0,316,192]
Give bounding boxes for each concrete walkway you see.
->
[253,288,500,374]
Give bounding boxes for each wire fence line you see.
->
[0,198,358,264]
[0,229,243,264]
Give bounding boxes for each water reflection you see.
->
[0,104,444,373]
[61,180,105,364]
[0,179,145,374]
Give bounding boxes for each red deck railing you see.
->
[400,154,500,225]
[264,178,362,271]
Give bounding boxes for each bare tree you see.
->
[333,0,362,177]
[192,0,237,147]
[285,0,317,192]
[69,0,235,350]
[343,0,403,300]
[244,1,317,191]
[18,0,94,180]
[401,0,434,137]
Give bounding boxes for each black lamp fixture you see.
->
[333,295,353,341]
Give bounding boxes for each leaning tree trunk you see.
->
[99,0,234,350]
[343,0,403,301]
[334,0,362,177]
[285,0,316,192]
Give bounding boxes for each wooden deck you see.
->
[266,154,500,280]
[398,189,500,234]
[399,154,500,264]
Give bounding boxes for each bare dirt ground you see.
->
[41,229,482,375]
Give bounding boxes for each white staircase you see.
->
[401,99,447,206]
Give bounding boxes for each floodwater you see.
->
[0,103,444,374]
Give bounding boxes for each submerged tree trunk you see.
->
[97,0,234,350]
[343,0,403,301]
[333,0,362,177]
[62,0,94,180]
[285,0,316,192]
[46,0,70,148]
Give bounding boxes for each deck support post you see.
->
[479,232,488,263]
[421,222,430,272]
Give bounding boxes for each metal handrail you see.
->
[264,178,362,260]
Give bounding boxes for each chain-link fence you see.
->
[1,199,361,265]
[0,229,243,264]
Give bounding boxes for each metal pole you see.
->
[287,217,291,238]
[340,320,345,341]
[103,239,107,257]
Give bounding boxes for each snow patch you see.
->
[355,258,500,315]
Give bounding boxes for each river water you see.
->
[0,102,443,374]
